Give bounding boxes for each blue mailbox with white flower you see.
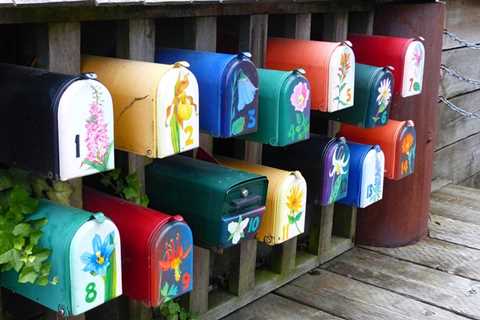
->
[0,200,122,316]
[156,48,259,138]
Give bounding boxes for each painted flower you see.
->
[83,102,111,170]
[290,82,310,112]
[412,43,423,67]
[236,70,257,112]
[159,233,192,282]
[81,234,114,276]
[401,133,415,154]
[376,78,392,106]
[329,147,349,177]
[182,272,191,290]
[401,159,409,175]
[227,216,250,245]
[339,51,351,81]
[286,184,304,214]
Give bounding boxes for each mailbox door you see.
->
[69,219,122,315]
[278,72,311,146]
[219,206,264,247]
[152,221,193,305]
[156,65,200,158]
[321,140,350,205]
[57,78,115,181]
[328,45,355,112]
[223,58,259,137]
[359,147,385,208]
[396,122,416,179]
[365,69,394,128]
[402,40,425,97]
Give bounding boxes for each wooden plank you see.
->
[434,131,480,187]
[228,239,257,296]
[222,293,342,320]
[440,48,480,99]
[284,13,311,40]
[443,0,480,50]
[187,246,210,314]
[324,248,480,320]
[430,178,452,193]
[270,238,297,275]
[308,204,334,258]
[430,215,480,250]
[321,11,348,42]
[276,270,468,320]
[332,204,356,240]
[363,238,480,281]
[0,0,14,7]
[431,185,480,225]
[14,0,86,6]
[348,11,374,34]
[459,172,480,189]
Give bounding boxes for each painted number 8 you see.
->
[85,282,97,303]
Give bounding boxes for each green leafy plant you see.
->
[99,169,149,207]
[0,169,70,286]
[158,300,197,320]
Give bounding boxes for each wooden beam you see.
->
[308,204,334,258]
[285,13,311,40]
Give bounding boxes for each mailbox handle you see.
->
[93,212,106,224]
[231,195,261,209]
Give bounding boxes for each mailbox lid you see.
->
[146,155,268,247]
[319,137,350,205]
[402,40,425,97]
[57,77,115,181]
[156,63,200,158]
[327,44,355,112]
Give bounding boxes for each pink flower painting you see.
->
[83,102,112,172]
[290,82,310,112]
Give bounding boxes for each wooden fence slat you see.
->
[308,204,334,258]
[188,247,210,314]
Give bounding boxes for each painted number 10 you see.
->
[247,216,260,233]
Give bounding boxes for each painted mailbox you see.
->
[83,188,193,306]
[348,34,425,97]
[0,63,114,181]
[266,38,355,112]
[338,119,416,180]
[330,64,394,128]
[242,68,311,146]
[81,55,199,159]
[145,156,267,248]
[219,157,307,245]
[263,135,350,206]
[156,48,259,138]
[338,142,385,208]
[0,200,122,316]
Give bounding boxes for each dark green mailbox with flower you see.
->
[242,68,311,146]
[0,200,122,316]
[330,64,394,128]
[145,156,268,248]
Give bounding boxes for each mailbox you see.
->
[330,64,394,128]
[338,119,416,180]
[81,55,199,159]
[219,157,307,245]
[263,135,350,206]
[348,34,425,97]
[145,155,268,248]
[242,68,311,146]
[156,48,259,138]
[83,188,193,306]
[338,143,385,208]
[0,200,122,316]
[0,63,114,181]
[265,38,355,112]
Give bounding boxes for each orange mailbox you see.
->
[266,38,355,112]
[338,120,416,180]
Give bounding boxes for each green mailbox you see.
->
[145,155,268,249]
[330,64,394,128]
[242,68,311,146]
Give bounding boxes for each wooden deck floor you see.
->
[224,183,480,320]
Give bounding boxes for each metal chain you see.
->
[444,30,480,49]
[439,96,480,120]
[441,65,480,87]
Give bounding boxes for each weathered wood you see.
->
[429,215,480,250]
[459,172,480,189]
[228,239,257,296]
[308,204,333,257]
[443,0,480,50]
[14,0,86,6]
[188,246,210,315]
[277,270,468,320]
[284,13,311,40]
[222,293,342,320]
[0,0,13,7]
[332,204,356,240]
[431,178,452,193]
[440,48,480,99]
[348,11,374,34]
[321,11,349,42]
[270,238,297,275]
[363,238,480,281]
[324,248,480,320]
[431,184,480,225]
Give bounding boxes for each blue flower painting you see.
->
[236,70,257,112]
[230,66,258,136]
[81,233,115,276]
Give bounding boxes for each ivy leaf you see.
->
[31,178,50,198]
[36,275,49,286]
[12,223,32,237]
[0,175,12,192]
[0,249,15,264]
[13,237,25,250]
[18,266,38,284]
[123,187,137,201]
[46,181,73,206]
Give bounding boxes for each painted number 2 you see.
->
[184,126,194,146]
[85,282,97,303]
[247,216,260,233]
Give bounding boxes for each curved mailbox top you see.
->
[145,155,268,248]
[266,38,355,112]
[242,68,311,146]
[83,188,193,307]
[156,48,259,138]
[219,157,307,245]
[348,34,425,97]
[338,142,385,208]
[0,199,122,316]
[263,134,350,206]
[331,64,394,128]
[0,63,114,181]
[81,55,199,159]
[338,119,416,180]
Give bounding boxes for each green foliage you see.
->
[0,169,70,286]
[158,300,197,320]
[100,169,149,207]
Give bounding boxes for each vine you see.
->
[156,300,197,320]
[99,168,149,207]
